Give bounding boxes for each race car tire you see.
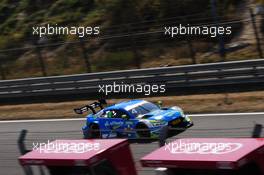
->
[168,127,182,137]
[88,124,101,138]
[136,123,151,138]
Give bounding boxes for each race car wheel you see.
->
[88,124,101,138]
[168,126,182,137]
[136,123,150,138]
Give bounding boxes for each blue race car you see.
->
[74,99,193,139]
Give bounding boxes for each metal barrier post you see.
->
[210,0,226,61]
[159,126,169,147]
[79,37,92,73]
[252,124,263,138]
[17,129,33,175]
[250,8,263,58]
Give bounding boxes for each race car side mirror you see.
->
[121,114,129,120]
[157,101,163,108]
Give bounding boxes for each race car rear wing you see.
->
[74,99,107,114]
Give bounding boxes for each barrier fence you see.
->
[0,6,263,80]
[0,59,264,104]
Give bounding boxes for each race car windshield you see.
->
[129,102,159,118]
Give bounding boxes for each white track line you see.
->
[187,112,264,117]
[0,118,86,123]
[0,112,264,123]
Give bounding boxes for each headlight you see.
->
[184,116,191,122]
[149,120,165,126]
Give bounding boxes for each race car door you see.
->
[103,109,133,138]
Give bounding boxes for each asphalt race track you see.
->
[0,113,264,175]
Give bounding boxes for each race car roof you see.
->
[19,139,127,166]
[141,138,264,170]
[105,99,147,111]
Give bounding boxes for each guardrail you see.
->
[1,59,264,104]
